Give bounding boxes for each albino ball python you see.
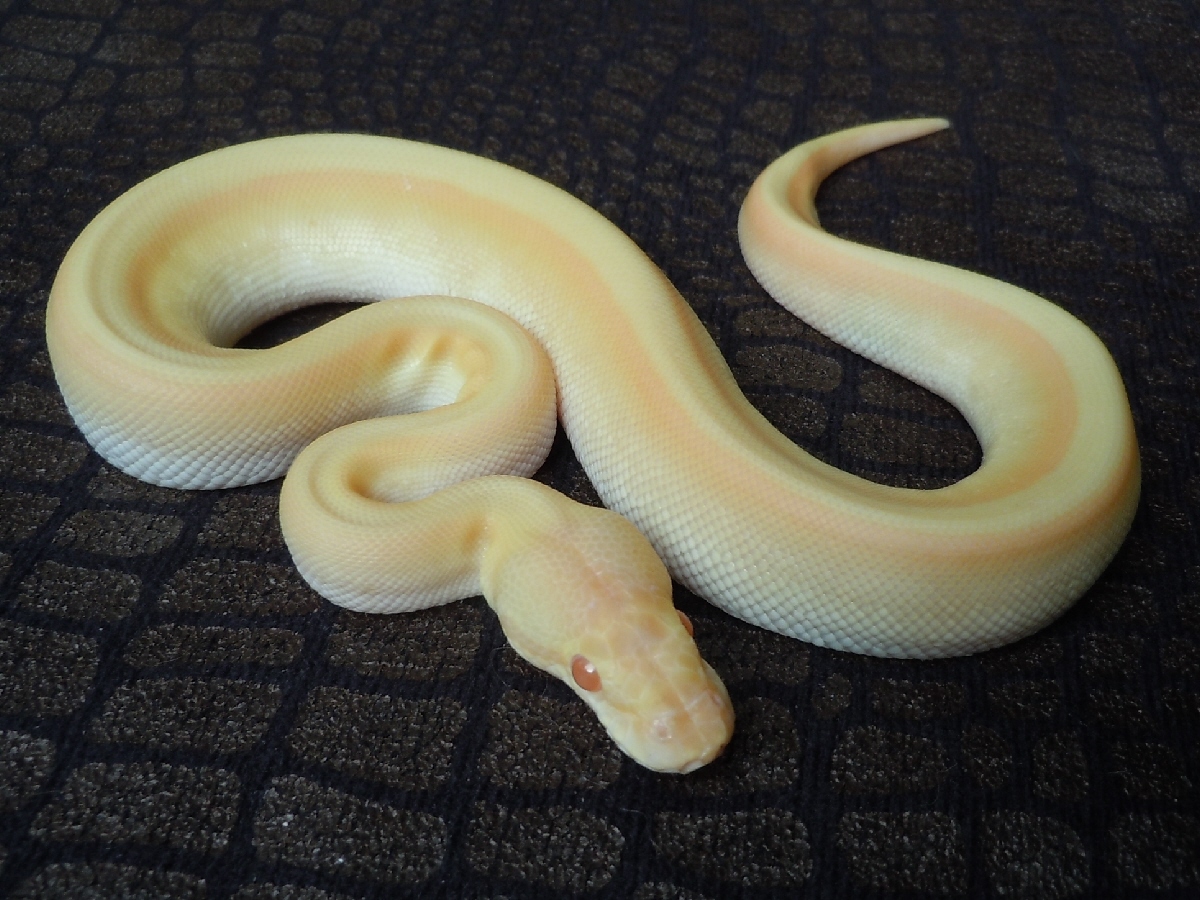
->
[47,119,1139,773]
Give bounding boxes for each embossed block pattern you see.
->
[1,0,1197,896]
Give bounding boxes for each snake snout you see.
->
[631,661,734,774]
[667,694,733,773]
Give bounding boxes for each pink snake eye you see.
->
[677,610,694,636]
[571,655,601,692]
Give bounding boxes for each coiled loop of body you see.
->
[47,120,1139,770]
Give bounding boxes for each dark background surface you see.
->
[2,0,1199,897]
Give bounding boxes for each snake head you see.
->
[482,501,734,774]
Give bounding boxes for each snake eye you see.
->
[677,610,694,637]
[571,655,601,692]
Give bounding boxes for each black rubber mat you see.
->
[1,1,1197,897]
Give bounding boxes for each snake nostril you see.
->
[571,655,601,692]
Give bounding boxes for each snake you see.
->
[46,119,1140,773]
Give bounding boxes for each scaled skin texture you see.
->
[46,120,1138,771]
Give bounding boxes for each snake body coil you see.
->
[47,120,1139,772]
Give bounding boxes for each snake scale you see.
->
[47,119,1139,772]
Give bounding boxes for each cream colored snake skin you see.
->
[47,119,1140,773]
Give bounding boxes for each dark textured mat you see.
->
[1,0,1198,897]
